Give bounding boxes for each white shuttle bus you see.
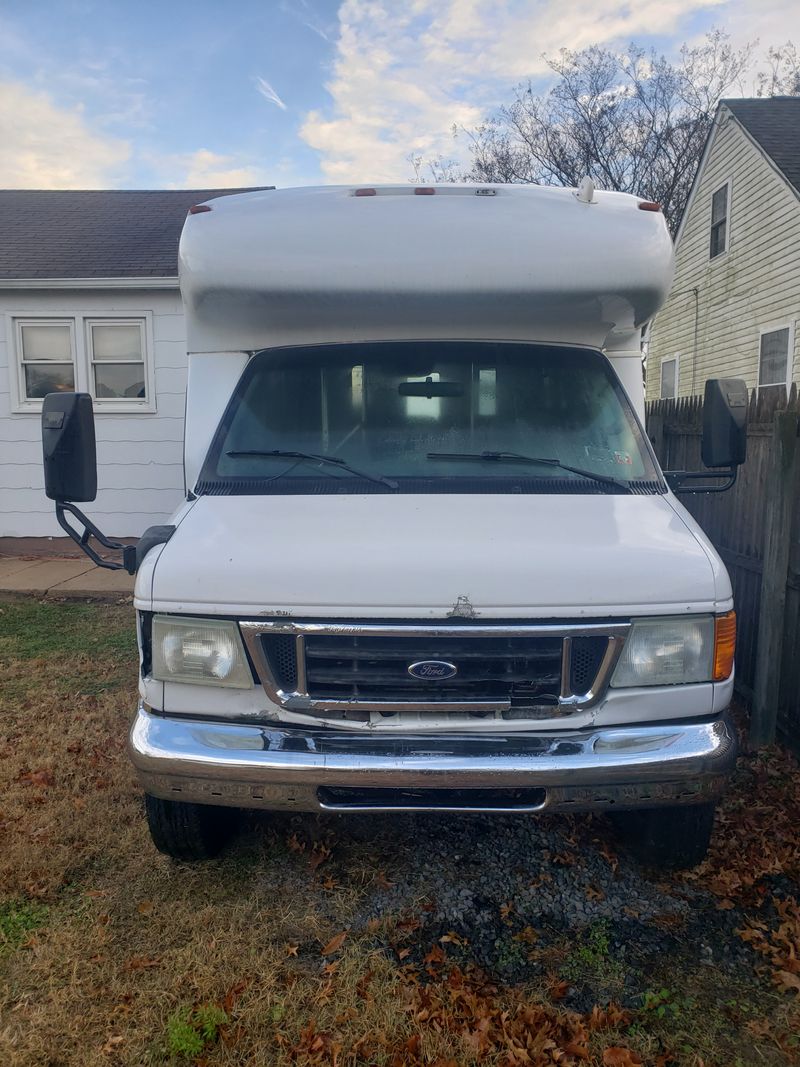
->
[41,184,747,868]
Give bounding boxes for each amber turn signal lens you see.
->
[713,611,736,681]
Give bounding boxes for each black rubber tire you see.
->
[611,802,715,870]
[144,794,239,861]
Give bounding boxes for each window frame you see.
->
[11,317,78,411]
[757,322,795,395]
[709,179,731,261]
[8,311,156,414]
[84,316,155,412]
[660,354,678,399]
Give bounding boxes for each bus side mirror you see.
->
[702,378,747,469]
[42,392,98,502]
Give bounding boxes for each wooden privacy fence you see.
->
[646,386,800,750]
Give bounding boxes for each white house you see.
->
[646,97,800,401]
[0,187,270,538]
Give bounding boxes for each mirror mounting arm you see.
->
[55,501,137,574]
[664,468,738,494]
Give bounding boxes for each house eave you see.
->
[0,276,179,290]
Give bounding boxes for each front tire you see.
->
[144,794,239,861]
[612,803,715,870]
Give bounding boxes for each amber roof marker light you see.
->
[638,201,662,212]
[188,204,212,215]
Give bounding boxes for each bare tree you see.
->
[755,42,800,96]
[425,33,798,233]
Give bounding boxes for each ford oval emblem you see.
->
[407,660,458,680]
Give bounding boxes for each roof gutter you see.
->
[0,276,178,290]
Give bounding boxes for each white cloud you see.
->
[255,75,288,110]
[299,0,752,183]
[0,80,130,187]
[164,148,262,187]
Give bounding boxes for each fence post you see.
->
[648,411,665,462]
[750,409,800,749]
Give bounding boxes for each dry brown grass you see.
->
[1,595,799,1066]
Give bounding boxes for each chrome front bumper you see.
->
[128,705,737,814]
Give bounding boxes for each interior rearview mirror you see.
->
[41,392,98,502]
[702,378,747,468]
[398,378,463,398]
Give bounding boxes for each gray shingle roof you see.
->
[0,188,273,280]
[722,97,800,195]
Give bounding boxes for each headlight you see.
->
[611,616,715,687]
[151,615,252,688]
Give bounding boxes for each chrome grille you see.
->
[303,633,563,703]
[241,621,629,720]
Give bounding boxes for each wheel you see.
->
[612,802,715,870]
[144,794,239,861]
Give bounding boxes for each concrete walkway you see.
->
[0,555,134,597]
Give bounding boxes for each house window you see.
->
[11,313,154,412]
[709,182,729,259]
[86,319,147,402]
[758,326,792,393]
[660,356,678,399]
[16,320,75,400]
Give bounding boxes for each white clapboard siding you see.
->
[0,287,189,537]
[647,111,800,400]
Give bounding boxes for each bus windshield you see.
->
[199,341,662,495]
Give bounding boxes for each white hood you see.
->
[145,493,729,618]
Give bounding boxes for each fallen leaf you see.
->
[514,925,538,945]
[320,930,348,956]
[775,970,800,994]
[440,930,467,946]
[123,956,160,971]
[603,1047,643,1066]
[375,870,394,890]
[285,943,299,957]
[17,769,55,788]
[136,900,153,915]
[309,844,331,871]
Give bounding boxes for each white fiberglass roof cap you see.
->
[179,183,674,353]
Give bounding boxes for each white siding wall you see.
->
[647,113,800,400]
[0,287,187,537]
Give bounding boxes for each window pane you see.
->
[660,359,676,398]
[92,324,143,361]
[710,222,726,258]
[759,328,790,387]
[478,368,497,415]
[711,185,727,225]
[24,363,74,398]
[21,323,71,361]
[94,363,146,399]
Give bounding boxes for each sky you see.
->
[0,0,798,190]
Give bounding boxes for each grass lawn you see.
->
[0,595,799,1066]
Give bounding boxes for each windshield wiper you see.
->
[426,450,633,492]
[225,449,398,489]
